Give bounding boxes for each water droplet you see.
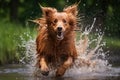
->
[66,0,69,2]
[96,4,98,6]
[83,3,86,6]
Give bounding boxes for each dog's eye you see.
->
[63,19,66,23]
[54,19,58,23]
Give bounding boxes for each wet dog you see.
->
[35,4,78,77]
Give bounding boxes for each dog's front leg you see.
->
[39,57,49,76]
[56,56,73,77]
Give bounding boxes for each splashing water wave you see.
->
[19,18,112,77]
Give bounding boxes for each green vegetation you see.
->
[104,37,120,48]
[0,20,36,64]
[1,0,120,37]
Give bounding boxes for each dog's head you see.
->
[41,5,78,40]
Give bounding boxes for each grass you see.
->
[103,37,120,49]
[0,20,36,64]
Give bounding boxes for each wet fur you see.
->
[35,4,78,76]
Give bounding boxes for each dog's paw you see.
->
[41,70,49,76]
[40,66,49,76]
[56,67,66,77]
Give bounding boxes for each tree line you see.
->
[0,0,120,37]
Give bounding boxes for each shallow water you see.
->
[0,62,120,80]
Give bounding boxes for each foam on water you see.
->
[19,18,112,77]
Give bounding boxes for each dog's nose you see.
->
[57,27,62,31]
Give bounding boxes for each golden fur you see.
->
[35,4,78,76]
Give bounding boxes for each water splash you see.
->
[19,18,112,77]
[65,18,111,76]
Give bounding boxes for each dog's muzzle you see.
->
[56,27,64,40]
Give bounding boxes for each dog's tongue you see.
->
[57,32,64,40]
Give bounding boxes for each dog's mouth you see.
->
[57,31,64,40]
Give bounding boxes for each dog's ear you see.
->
[41,6,57,18]
[64,5,78,16]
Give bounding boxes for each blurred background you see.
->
[0,0,120,65]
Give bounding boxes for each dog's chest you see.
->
[50,42,68,55]
[47,45,68,64]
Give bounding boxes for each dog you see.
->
[35,4,78,77]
